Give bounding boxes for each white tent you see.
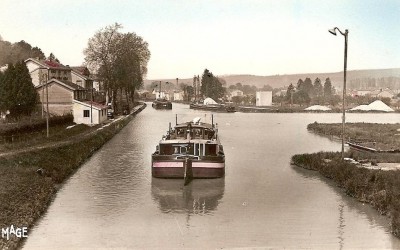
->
[368,100,394,112]
[350,100,394,112]
[304,105,331,111]
[203,97,218,105]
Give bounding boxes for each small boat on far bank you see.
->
[152,99,172,109]
[189,97,235,113]
[189,103,235,112]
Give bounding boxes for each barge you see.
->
[152,116,225,181]
[189,103,235,113]
[152,99,172,109]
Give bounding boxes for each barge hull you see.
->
[152,161,225,178]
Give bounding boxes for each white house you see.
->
[173,91,185,101]
[230,89,244,97]
[355,90,371,96]
[256,91,272,106]
[73,100,108,125]
[153,90,170,100]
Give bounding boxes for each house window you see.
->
[83,110,90,117]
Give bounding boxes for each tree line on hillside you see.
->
[0,37,45,66]
[84,23,150,113]
[0,61,38,119]
[349,77,400,90]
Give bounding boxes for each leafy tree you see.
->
[296,79,304,90]
[180,83,194,101]
[286,83,295,102]
[47,53,60,63]
[0,62,38,118]
[231,96,242,104]
[313,78,323,97]
[0,39,45,66]
[327,94,341,106]
[228,85,237,90]
[324,78,333,97]
[302,77,313,95]
[200,69,225,101]
[293,89,310,106]
[261,84,273,91]
[84,23,150,112]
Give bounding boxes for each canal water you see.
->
[24,103,400,249]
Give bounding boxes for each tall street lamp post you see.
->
[329,27,348,160]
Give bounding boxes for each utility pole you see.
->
[46,79,49,138]
[329,27,349,160]
[90,88,93,125]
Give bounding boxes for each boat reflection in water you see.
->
[151,177,225,215]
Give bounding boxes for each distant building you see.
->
[256,91,272,106]
[230,89,243,97]
[70,66,94,89]
[356,90,371,96]
[173,91,185,101]
[153,90,170,100]
[274,89,286,97]
[369,88,395,99]
[25,58,72,86]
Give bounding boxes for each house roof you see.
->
[71,66,92,80]
[36,79,86,91]
[25,58,70,70]
[73,100,107,110]
[71,68,92,81]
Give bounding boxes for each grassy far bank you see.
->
[308,122,400,150]
[293,122,400,237]
[0,103,146,250]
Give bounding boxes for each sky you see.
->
[1,0,399,79]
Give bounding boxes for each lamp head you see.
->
[328,28,337,36]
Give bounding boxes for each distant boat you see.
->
[152,116,225,181]
[189,97,235,113]
[152,99,172,109]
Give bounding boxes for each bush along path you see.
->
[0,103,146,250]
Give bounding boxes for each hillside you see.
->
[145,68,400,89]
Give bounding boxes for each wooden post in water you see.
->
[176,114,178,125]
[184,157,193,186]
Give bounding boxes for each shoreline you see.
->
[0,103,147,250]
[292,122,400,238]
